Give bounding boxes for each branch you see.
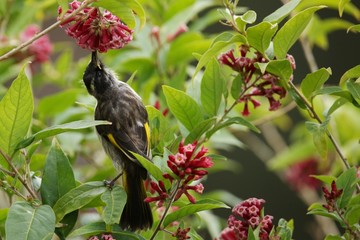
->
[0,0,95,62]
[0,148,37,200]
[288,81,351,169]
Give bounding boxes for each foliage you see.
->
[0,0,360,239]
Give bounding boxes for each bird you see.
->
[83,51,153,230]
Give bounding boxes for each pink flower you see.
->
[218,227,237,240]
[172,227,191,240]
[218,45,293,116]
[20,25,53,63]
[219,198,274,240]
[144,180,169,207]
[167,23,188,42]
[58,0,133,52]
[322,181,343,212]
[146,141,213,205]
[101,234,115,240]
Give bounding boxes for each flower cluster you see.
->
[172,227,191,240]
[218,46,295,116]
[20,25,53,63]
[88,233,115,240]
[145,141,213,205]
[218,198,274,240]
[285,157,322,191]
[322,181,343,212]
[58,0,133,52]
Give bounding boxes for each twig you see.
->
[150,180,181,240]
[288,81,352,170]
[0,166,15,177]
[1,183,28,201]
[0,148,37,199]
[0,0,95,62]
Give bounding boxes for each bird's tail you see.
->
[121,170,153,230]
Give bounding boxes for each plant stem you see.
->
[0,148,37,200]
[335,206,360,239]
[149,180,181,240]
[0,0,95,62]
[288,81,351,169]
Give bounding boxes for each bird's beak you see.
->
[91,51,102,70]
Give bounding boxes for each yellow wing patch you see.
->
[144,122,151,156]
[107,133,133,160]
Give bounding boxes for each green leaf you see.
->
[265,59,293,81]
[346,80,360,101]
[201,58,223,116]
[167,32,212,66]
[231,74,243,99]
[193,34,247,78]
[146,106,174,152]
[300,68,332,99]
[305,121,328,159]
[53,181,107,222]
[5,202,55,240]
[17,120,111,150]
[38,89,81,119]
[273,6,326,59]
[247,22,278,56]
[288,85,306,109]
[206,116,260,139]
[247,226,256,240]
[40,139,77,238]
[348,24,360,33]
[339,65,360,86]
[163,85,203,131]
[339,0,351,17]
[235,10,257,32]
[93,0,146,29]
[276,219,294,240]
[311,175,336,184]
[336,167,357,209]
[345,205,360,225]
[185,118,216,144]
[307,203,342,222]
[41,139,76,206]
[131,152,170,189]
[0,64,33,158]
[101,186,127,225]
[326,97,348,116]
[68,222,145,239]
[263,0,301,23]
[325,235,346,240]
[163,199,229,227]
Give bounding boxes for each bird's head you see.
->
[83,51,114,98]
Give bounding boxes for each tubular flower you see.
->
[218,45,295,116]
[144,180,169,207]
[172,227,191,240]
[218,198,274,240]
[146,141,213,205]
[58,0,133,52]
[322,181,343,212]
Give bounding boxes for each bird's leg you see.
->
[104,172,123,189]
